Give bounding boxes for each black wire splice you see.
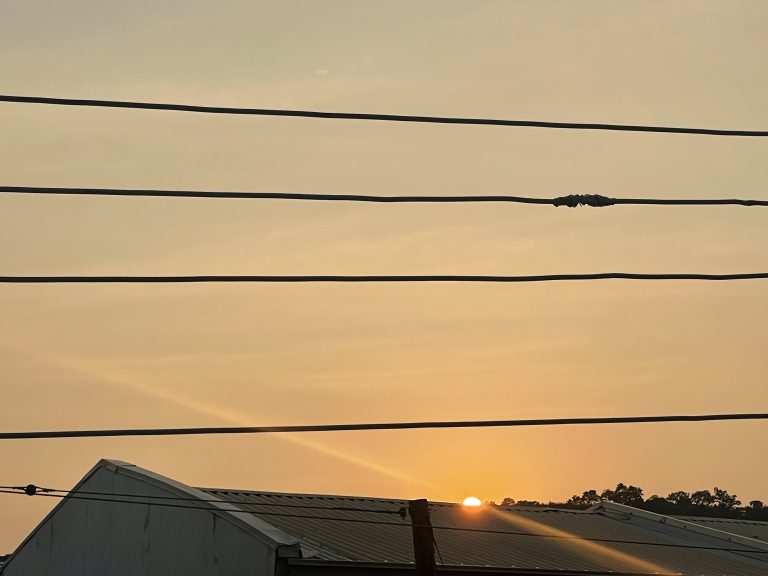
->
[553,194,616,207]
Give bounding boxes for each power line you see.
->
[0,489,764,556]
[2,186,767,207]
[0,488,404,518]
[1,413,766,440]
[1,94,767,137]
[0,485,404,515]
[2,273,768,284]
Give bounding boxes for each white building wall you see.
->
[2,462,286,576]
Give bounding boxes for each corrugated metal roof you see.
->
[674,516,768,542]
[199,489,768,576]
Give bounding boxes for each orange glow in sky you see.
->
[1,0,767,555]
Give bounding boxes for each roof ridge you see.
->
[197,487,439,505]
[592,502,768,552]
[195,489,602,515]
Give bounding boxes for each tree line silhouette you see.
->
[490,483,767,520]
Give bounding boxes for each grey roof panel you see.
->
[198,490,768,576]
[674,516,768,542]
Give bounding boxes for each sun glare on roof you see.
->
[462,496,482,507]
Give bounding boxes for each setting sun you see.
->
[462,496,482,507]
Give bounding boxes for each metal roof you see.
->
[673,516,768,543]
[10,461,765,576]
[199,489,768,576]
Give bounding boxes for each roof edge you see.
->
[99,459,301,549]
[589,501,768,552]
[2,458,301,573]
[285,559,676,576]
[2,458,117,572]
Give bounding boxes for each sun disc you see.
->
[462,496,482,507]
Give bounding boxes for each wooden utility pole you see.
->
[409,499,437,576]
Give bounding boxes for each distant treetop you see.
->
[488,484,766,520]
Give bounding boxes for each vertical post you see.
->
[409,499,437,576]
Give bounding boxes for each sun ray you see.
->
[0,340,441,494]
[485,505,671,574]
[2,340,671,572]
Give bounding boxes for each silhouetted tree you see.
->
[644,495,673,514]
[495,484,765,520]
[690,490,715,507]
[515,500,542,506]
[713,487,741,511]
[567,490,602,506]
[602,483,644,507]
[666,491,692,507]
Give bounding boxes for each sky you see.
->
[1,0,767,552]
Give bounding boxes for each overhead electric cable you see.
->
[1,94,767,137]
[0,485,403,514]
[0,488,402,518]
[0,489,765,556]
[2,273,768,284]
[1,412,766,440]
[2,186,767,207]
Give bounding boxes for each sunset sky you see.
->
[1,0,767,552]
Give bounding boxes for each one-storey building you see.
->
[1,459,767,576]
